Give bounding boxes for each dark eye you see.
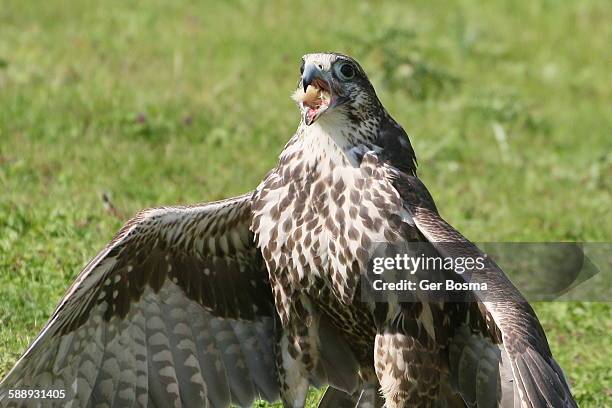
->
[337,63,356,80]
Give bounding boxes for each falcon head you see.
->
[292,52,381,126]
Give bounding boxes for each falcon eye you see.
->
[336,63,356,80]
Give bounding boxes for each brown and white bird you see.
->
[0,53,576,408]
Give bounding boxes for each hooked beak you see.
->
[301,63,322,93]
[295,63,345,126]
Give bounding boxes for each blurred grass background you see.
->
[0,0,610,406]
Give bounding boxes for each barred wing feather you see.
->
[393,174,577,408]
[0,193,280,408]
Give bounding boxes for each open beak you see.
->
[294,63,335,126]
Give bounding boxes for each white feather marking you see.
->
[52,332,74,374]
[419,303,436,341]
[98,377,114,399]
[172,322,191,337]
[118,387,136,402]
[149,333,170,348]
[147,315,165,331]
[152,349,173,364]
[219,234,229,254]
[207,238,216,253]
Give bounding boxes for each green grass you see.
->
[0,0,610,406]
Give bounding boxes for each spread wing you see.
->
[0,193,281,408]
[391,172,577,408]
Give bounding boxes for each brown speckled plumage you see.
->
[0,53,576,408]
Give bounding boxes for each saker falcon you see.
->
[0,52,577,408]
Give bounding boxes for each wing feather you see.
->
[389,171,577,408]
[0,193,280,407]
